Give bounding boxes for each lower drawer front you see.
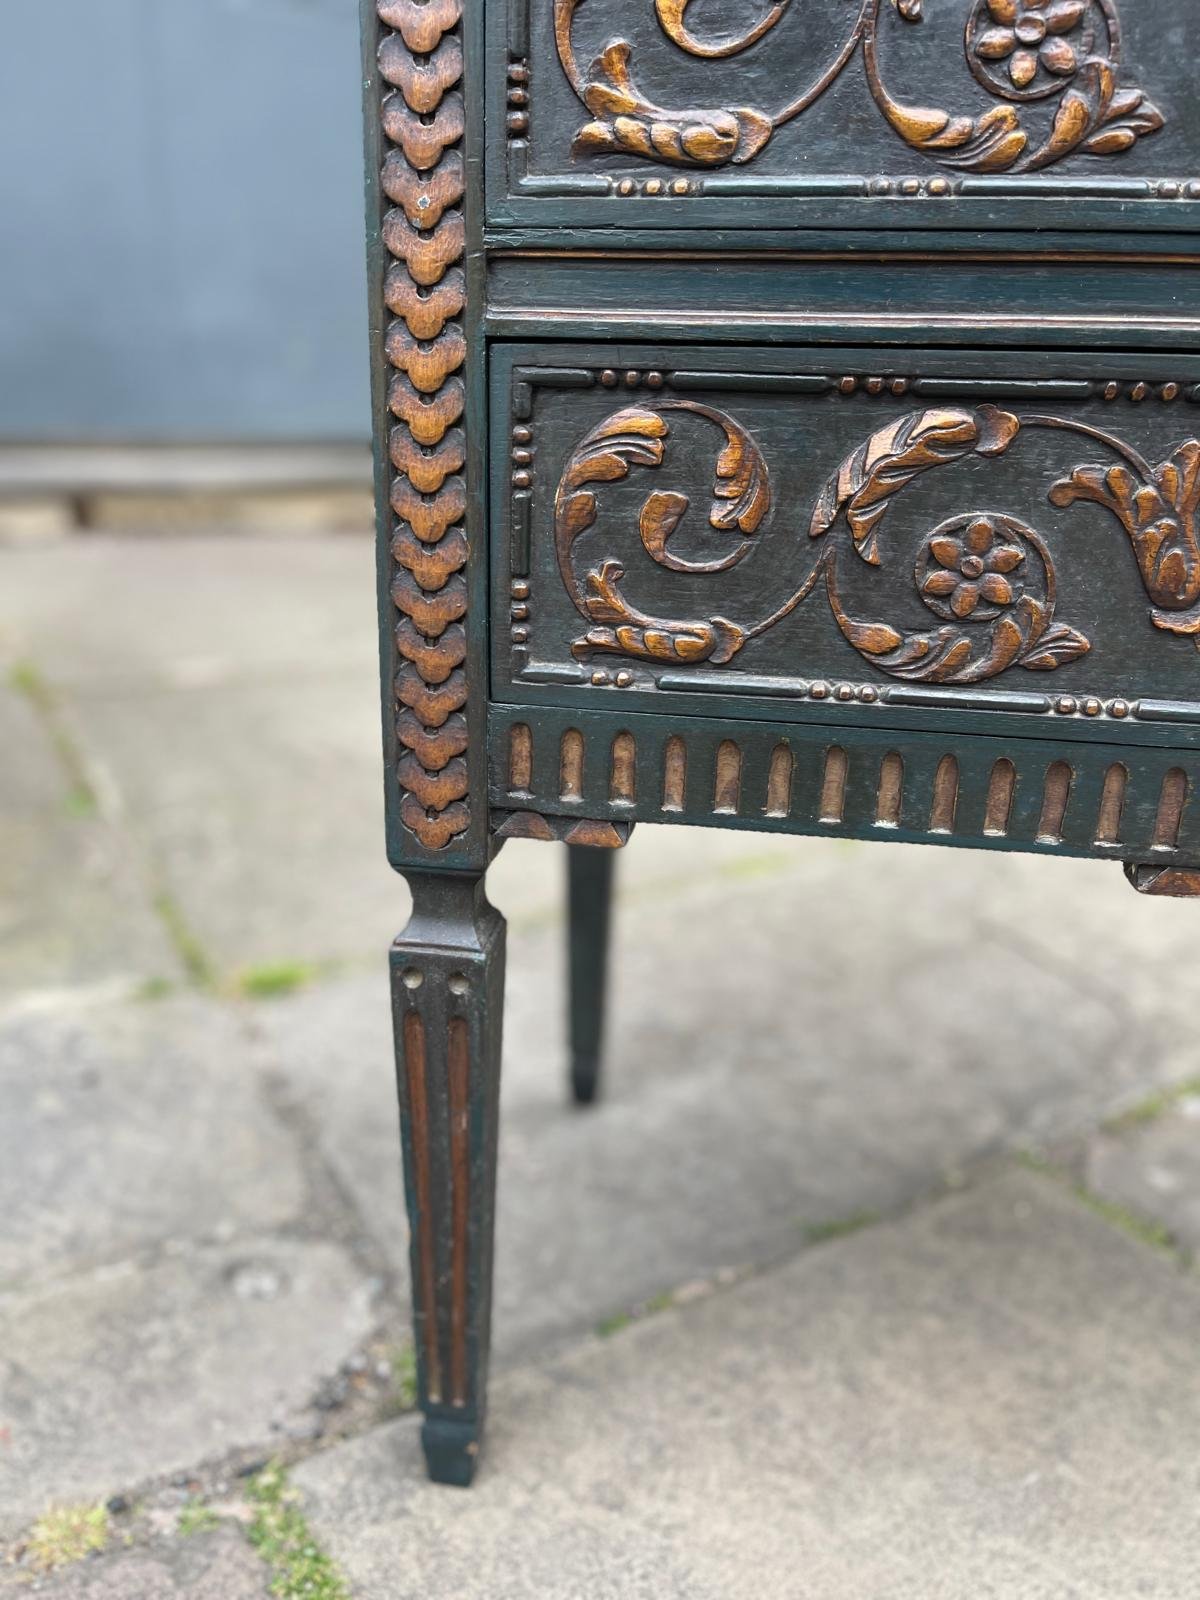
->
[490,343,1200,732]
[487,341,1200,864]
[489,705,1200,867]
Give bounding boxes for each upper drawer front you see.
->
[490,341,1200,748]
[489,0,1200,236]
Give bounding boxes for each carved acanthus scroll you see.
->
[554,402,768,664]
[552,396,1200,688]
[554,0,1163,175]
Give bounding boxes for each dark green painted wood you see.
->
[390,871,506,1487]
[567,846,615,1106]
[488,702,1200,869]
[487,0,1200,242]
[488,340,1200,759]
[486,254,1200,351]
[361,0,491,875]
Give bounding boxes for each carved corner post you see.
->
[363,0,498,1484]
[390,873,505,1485]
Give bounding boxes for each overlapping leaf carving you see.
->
[1027,58,1164,168]
[572,41,774,168]
[809,406,1020,564]
[1050,440,1200,633]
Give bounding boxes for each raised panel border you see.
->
[489,339,1200,753]
[486,0,1200,241]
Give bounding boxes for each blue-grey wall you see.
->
[0,1,369,441]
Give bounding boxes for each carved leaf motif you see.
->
[828,594,1043,684]
[1027,59,1164,170]
[638,491,690,567]
[1049,440,1200,618]
[866,5,1031,173]
[809,406,1020,564]
[556,0,1165,179]
[637,479,756,572]
[711,424,770,534]
[1020,621,1091,670]
[819,483,1088,686]
[574,560,746,666]
[557,400,769,603]
[574,42,773,168]
[882,99,1027,172]
[555,409,669,564]
[560,408,669,495]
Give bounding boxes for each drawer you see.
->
[485,0,1200,239]
[486,340,1200,864]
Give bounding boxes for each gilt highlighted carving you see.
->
[554,402,768,665]
[554,0,1162,175]
[377,0,470,851]
[551,397,1200,689]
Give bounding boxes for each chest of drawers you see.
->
[362,0,1200,1483]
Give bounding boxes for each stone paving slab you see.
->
[1086,1092,1200,1260]
[0,996,305,1288]
[956,848,1200,1051]
[3,1530,271,1598]
[70,678,401,976]
[0,501,73,547]
[0,1237,376,1535]
[0,537,377,698]
[258,847,1155,1363]
[294,1171,1200,1600]
[4,533,1200,1581]
[0,688,177,1002]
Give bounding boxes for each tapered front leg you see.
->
[567,845,615,1106]
[391,870,505,1486]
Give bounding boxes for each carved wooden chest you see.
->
[362,0,1200,1483]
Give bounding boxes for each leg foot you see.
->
[391,870,505,1485]
[567,845,614,1106]
[421,1415,482,1487]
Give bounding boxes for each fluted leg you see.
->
[567,845,615,1106]
[391,870,505,1486]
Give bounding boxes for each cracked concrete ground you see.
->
[1,534,1198,1595]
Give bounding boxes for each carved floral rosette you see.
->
[377,0,470,852]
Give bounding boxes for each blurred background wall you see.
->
[0,0,369,443]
